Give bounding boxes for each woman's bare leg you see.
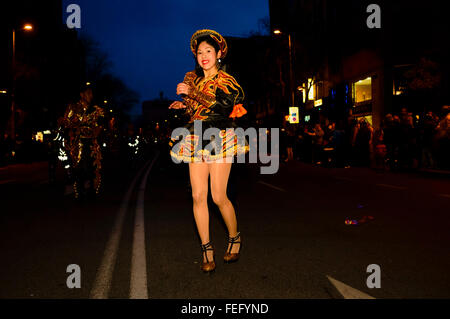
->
[209,160,240,254]
[189,162,212,262]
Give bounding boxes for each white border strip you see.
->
[327,276,375,299]
[130,152,159,299]
[89,160,151,299]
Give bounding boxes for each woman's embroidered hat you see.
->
[190,29,228,58]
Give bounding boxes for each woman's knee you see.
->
[192,191,208,204]
[211,192,228,207]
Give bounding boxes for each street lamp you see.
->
[11,23,34,146]
[274,29,295,108]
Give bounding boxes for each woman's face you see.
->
[197,41,221,72]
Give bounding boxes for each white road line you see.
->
[130,152,159,299]
[376,183,407,190]
[89,160,151,299]
[0,179,15,185]
[258,181,286,192]
[327,276,375,299]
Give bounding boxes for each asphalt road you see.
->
[1,147,450,299]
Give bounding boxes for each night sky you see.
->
[62,0,269,115]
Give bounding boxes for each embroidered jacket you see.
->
[182,70,247,131]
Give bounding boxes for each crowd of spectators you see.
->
[282,106,450,172]
[2,106,449,173]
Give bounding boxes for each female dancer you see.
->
[168,29,249,273]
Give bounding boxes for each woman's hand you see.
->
[177,83,191,96]
[169,101,187,110]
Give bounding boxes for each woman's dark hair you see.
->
[194,35,225,77]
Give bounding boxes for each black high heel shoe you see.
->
[200,242,216,273]
[224,232,242,263]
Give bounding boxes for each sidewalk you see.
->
[417,167,450,177]
[281,158,450,178]
[255,159,450,201]
[0,161,49,183]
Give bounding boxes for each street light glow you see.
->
[23,24,33,31]
[273,30,282,35]
[0,90,7,94]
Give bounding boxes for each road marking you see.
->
[130,152,159,299]
[89,160,152,299]
[258,181,286,192]
[327,276,375,299]
[376,183,407,190]
[0,179,15,185]
[438,194,450,199]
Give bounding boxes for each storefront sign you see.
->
[289,107,299,124]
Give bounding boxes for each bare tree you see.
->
[79,35,140,113]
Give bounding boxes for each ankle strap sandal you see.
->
[200,242,216,273]
[224,232,241,263]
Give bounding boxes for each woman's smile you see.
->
[197,41,221,73]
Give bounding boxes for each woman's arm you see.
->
[188,87,216,108]
[215,73,246,118]
[177,82,216,108]
[169,101,187,110]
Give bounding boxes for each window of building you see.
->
[352,77,372,105]
[315,81,324,100]
[307,79,314,101]
[393,78,407,96]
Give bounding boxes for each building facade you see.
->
[269,0,450,129]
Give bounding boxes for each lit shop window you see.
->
[393,79,407,96]
[308,78,315,101]
[304,79,324,102]
[315,81,324,100]
[297,85,306,104]
[352,77,372,104]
